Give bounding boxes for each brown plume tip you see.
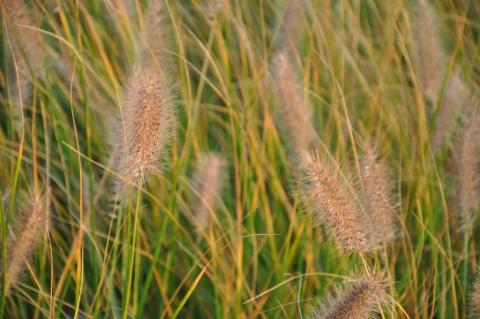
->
[192,153,226,233]
[359,145,398,248]
[309,273,387,319]
[5,194,48,294]
[117,67,176,182]
[298,152,373,252]
[272,51,317,154]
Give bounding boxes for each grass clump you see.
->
[0,0,479,318]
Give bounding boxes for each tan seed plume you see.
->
[118,68,176,182]
[5,195,47,294]
[280,0,304,60]
[2,0,45,88]
[299,154,372,252]
[310,274,386,319]
[192,153,226,233]
[412,0,445,102]
[272,52,317,153]
[138,0,171,69]
[360,145,398,248]
[430,71,468,155]
[453,107,480,229]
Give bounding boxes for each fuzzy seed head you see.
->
[471,273,480,318]
[5,195,47,294]
[280,0,304,59]
[310,274,386,319]
[454,108,480,228]
[118,68,176,182]
[360,146,398,248]
[299,155,372,252]
[272,52,317,153]
[192,153,226,232]
[2,0,45,76]
[413,0,445,102]
[138,0,171,70]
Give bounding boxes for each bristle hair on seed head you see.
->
[470,271,480,318]
[4,194,48,294]
[412,0,445,102]
[359,144,398,248]
[298,151,374,252]
[309,273,387,319]
[116,67,176,184]
[192,153,226,233]
[272,51,317,154]
[453,105,480,230]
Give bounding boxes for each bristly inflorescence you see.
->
[309,273,387,319]
[453,106,480,230]
[279,0,305,60]
[192,153,226,233]
[5,195,48,294]
[2,0,45,87]
[272,51,317,154]
[470,271,480,318]
[117,68,176,183]
[138,0,171,69]
[412,0,445,102]
[298,153,373,252]
[360,145,398,248]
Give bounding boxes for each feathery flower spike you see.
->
[299,154,372,252]
[360,145,398,248]
[272,51,317,153]
[118,68,176,182]
[5,195,47,294]
[192,153,226,233]
[309,273,386,319]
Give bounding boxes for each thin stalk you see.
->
[0,191,6,318]
[122,185,142,319]
[463,227,470,317]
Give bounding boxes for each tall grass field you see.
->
[1,0,480,318]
